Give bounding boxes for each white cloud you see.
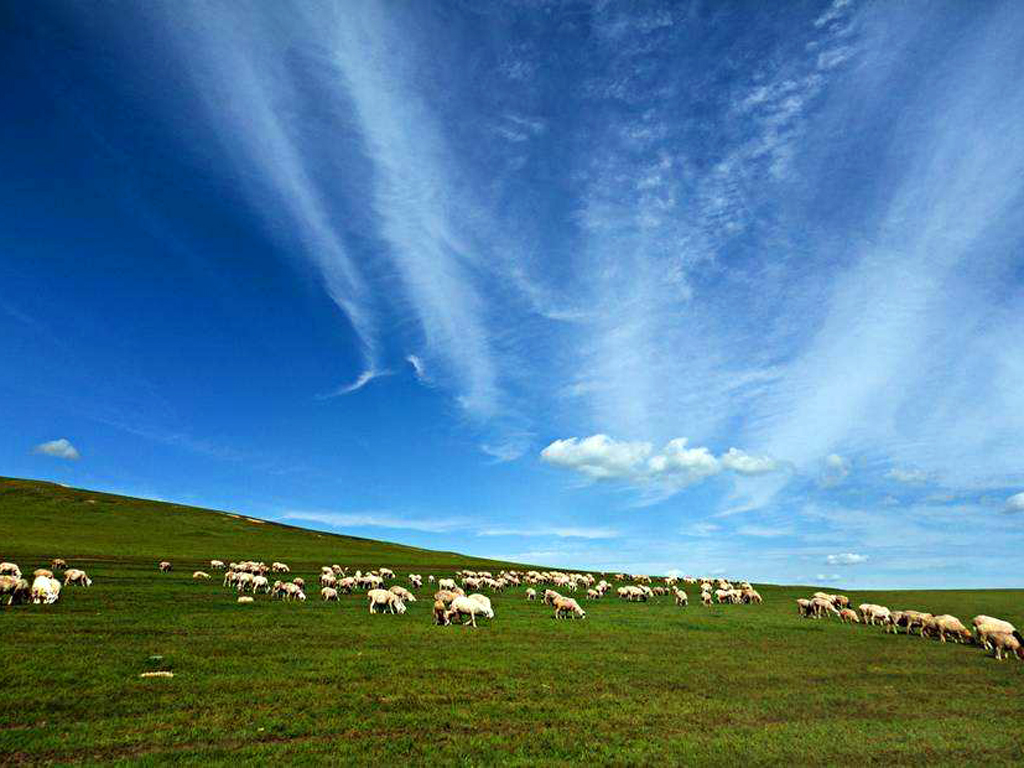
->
[825,552,868,565]
[720,448,779,475]
[885,468,928,484]
[406,354,428,383]
[820,454,850,487]
[1006,492,1024,513]
[323,368,390,397]
[540,435,781,494]
[33,438,80,461]
[477,526,619,540]
[815,573,842,583]
[736,524,792,538]
[281,511,469,534]
[682,522,720,537]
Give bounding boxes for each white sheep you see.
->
[210,560,225,570]
[526,588,537,601]
[553,596,586,619]
[192,571,211,580]
[989,631,1024,660]
[31,575,61,604]
[468,593,492,614]
[389,585,417,602]
[63,568,92,587]
[972,616,1018,649]
[446,595,493,627]
[237,596,254,604]
[321,587,339,601]
[158,561,172,572]
[0,562,21,579]
[367,588,406,614]
[272,562,290,573]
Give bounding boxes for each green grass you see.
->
[2,476,1023,766]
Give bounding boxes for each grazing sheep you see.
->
[291,577,304,589]
[797,598,813,617]
[674,589,688,607]
[810,597,840,619]
[972,616,1019,650]
[701,591,713,607]
[468,593,493,614]
[379,568,395,579]
[159,561,172,572]
[832,594,850,609]
[587,588,600,600]
[553,596,586,620]
[446,595,493,627]
[438,578,457,591]
[409,574,423,588]
[897,610,933,636]
[989,631,1024,660]
[321,587,339,601]
[63,568,92,587]
[31,575,61,604]
[433,599,450,625]
[336,576,356,594]
[390,585,417,603]
[252,575,271,593]
[279,582,306,601]
[192,571,211,580]
[51,558,67,570]
[0,575,30,605]
[33,569,54,579]
[210,560,225,570]
[543,589,563,606]
[237,596,254,604]
[320,573,337,588]
[923,615,972,644]
[434,590,459,607]
[741,588,763,604]
[367,588,406,615]
[861,604,895,631]
[0,562,22,578]
[526,588,537,601]
[839,608,860,624]
[272,562,290,573]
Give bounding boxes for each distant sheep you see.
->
[63,568,92,587]
[390,585,416,603]
[321,587,339,602]
[526,588,537,601]
[797,599,813,617]
[972,616,1018,650]
[433,599,449,625]
[674,589,688,607]
[192,571,211,580]
[438,578,457,591]
[367,588,406,615]
[31,575,61,604]
[446,595,493,627]
[33,569,54,579]
[839,608,860,623]
[271,562,290,573]
[51,558,67,570]
[923,615,972,644]
[0,575,29,605]
[0,562,21,578]
[989,631,1024,660]
[237,596,254,604]
[553,596,586,620]
[210,560,225,570]
[159,561,172,572]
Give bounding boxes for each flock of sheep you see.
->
[0,559,92,605]
[7,555,1018,664]
[157,560,766,628]
[797,590,1024,660]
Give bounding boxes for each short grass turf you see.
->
[1,476,1023,766]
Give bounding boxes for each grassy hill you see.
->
[2,477,1023,766]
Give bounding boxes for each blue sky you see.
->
[3,1,1023,587]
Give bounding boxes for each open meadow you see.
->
[2,477,1023,765]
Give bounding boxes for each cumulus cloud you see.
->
[540,435,781,493]
[33,438,80,460]
[1005,492,1024,513]
[820,453,850,487]
[885,468,928,484]
[720,448,779,475]
[825,552,868,565]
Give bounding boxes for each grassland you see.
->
[1,476,1023,766]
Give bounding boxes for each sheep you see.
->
[279,582,305,601]
[293,577,305,589]
[674,589,688,607]
[319,572,337,588]
[796,598,813,617]
[63,568,92,587]
[923,615,972,644]
[159,561,172,572]
[810,597,840,619]
[897,610,933,636]
[51,558,67,570]
[988,631,1024,660]
[832,594,850,609]
[321,587,339,602]
[428,574,436,583]
[237,596,254,604]
[861,604,895,631]
[526,588,537,601]
[701,591,713,607]
[587,588,600,600]
[1,575,30,605]
[271,562,290,573]
[409,574,423,588]
[839,608,860,624]
[543,589,563,606]
[390,585,417,602]
[468,593,493,615]
[252,575,271,594]
[0,562,21,578]
[553,596,586,620]
[446,595,493,627]
[234,572,254,592]
[434,590,459,607]
[367,588,406,615]
[210,559,225,570]
[433,599,450,625]
[741,588,763,604]
[337,576,356,594]
[379,568,395,579]
[31,575,61,604]
[192,571,211,580]
[972,616,1019,650]
[438,578,457,591]
[33,569,54,579]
